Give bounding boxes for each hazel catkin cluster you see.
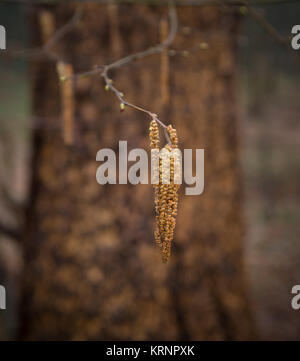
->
[149,120,180,263]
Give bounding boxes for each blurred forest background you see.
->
[0,1,299,340]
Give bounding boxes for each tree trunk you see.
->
[20,3,256,340]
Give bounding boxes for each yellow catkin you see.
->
[57,62,75,145]
[149,120,162,249]
[149,120,160,150]
[38,10,55,44]
[149,120,180,263]
[38,11,75,146]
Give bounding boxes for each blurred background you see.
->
[0,1,299,340]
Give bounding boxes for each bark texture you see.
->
[20,4,256,340]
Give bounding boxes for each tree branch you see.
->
[243,3,291,48]
[9,7,82,61]
[70,4,178,143]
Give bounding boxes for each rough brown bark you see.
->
[20,4,256,340]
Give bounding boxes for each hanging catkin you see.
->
[38,10,74,145]
[149,120,180,263]
[57,61,75,145]
[38,10,75,145]
[149,120,162,249]
[38,10,55,44]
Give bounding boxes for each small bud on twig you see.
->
[120,102,125,112]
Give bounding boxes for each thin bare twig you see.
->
[74,5,177,79]
[44,7,82,51]
[72,5,177,143]
[243,3,290,47]
[241,1,300,71]
[10,7,82,60]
